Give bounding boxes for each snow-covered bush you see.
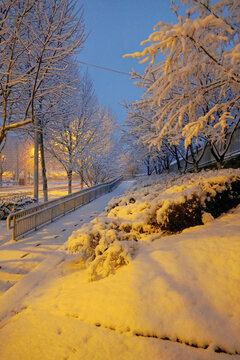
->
[67,218,137,281]
[157,177,240,232]
[67,169,240,280]
[87,240,135,281]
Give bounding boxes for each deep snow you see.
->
[0,172,239,360]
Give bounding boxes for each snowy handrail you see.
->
[7,176,122,241]
[170,127,240,171]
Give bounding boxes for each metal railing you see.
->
[7,176,122,241]
[170,126,240,172]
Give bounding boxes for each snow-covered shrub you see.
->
[158,195,202,233]
[204,179,240,218]
[107,169,240,234]
[87,240,135,281]
[67,169,240,280]
[67,218,137,281]
[156,177,240,232]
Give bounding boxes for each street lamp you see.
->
[30,147,34,157]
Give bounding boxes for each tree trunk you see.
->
[182,146,189,173]
[81,176,84,189]
[174,146,182,173]
[189,144,199,172]
[216,158,224,169]
[147,164,151,176]
[164,157,170,174]
[80,163,84,189]
[145,156,151,176]
[39,131,48,202]
[193,162,199,172]
[67,169,72,194]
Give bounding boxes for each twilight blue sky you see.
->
[78,0,176,125]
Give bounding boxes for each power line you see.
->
[78,60,130,76]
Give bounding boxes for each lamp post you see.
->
[34,116,39,201]
[0,154,6,187]
[16,139,19,184]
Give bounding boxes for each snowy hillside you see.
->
[68,168,240,281]
[0,170,240,360]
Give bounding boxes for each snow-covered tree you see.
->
[0,0,35,151]
[0,0,86,153]
[46,71,117,193]
[32,57,84,201]
[124,0,240,169]
[123,81,183,175]
[122,100,158,176]
[74,108,117,187]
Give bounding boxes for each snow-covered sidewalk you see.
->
[0,181,133,295]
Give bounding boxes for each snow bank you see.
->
[0,174,240,359]
[67,169,240,280]
[13,203,240,358]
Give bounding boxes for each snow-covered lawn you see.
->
[0,171,239,360]
[0,180,86,201]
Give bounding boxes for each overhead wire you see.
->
[78,60,130,76]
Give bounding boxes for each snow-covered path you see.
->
[0,181,133,296]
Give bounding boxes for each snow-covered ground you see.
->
[0,180,85,201]
[0,172,240,360]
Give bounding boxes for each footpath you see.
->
[0,181,133,296]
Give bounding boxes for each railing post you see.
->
[12,215,16,241]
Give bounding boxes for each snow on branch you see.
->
[123,0,240,168]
